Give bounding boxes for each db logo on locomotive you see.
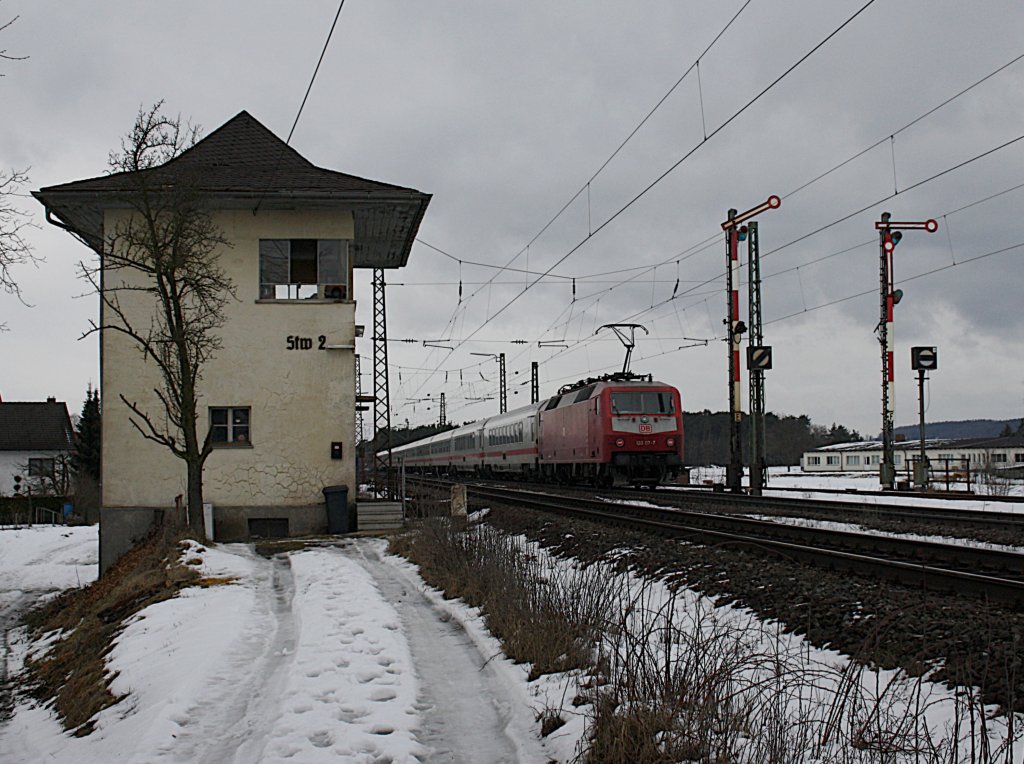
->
[639,424,653,433]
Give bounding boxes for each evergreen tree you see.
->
[72,386,101,481]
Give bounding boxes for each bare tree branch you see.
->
[0,10,29,73]
[0,167,40,320]
[119,393,185,458]
[80,103,235,534]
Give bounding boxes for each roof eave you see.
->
[34,188,432,268]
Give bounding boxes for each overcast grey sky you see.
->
[2,0,1022,437]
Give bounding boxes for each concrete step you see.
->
[356,502,404,530]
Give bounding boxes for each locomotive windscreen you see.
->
[610,391,675,415]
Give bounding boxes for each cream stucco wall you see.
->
[101,207,357,513]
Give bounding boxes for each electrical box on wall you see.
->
[331,442,343,460]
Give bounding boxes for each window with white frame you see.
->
[991,453,1008,463]
[846,455,861,466]
[807,456,821,465]
[1015,453,1024,463]
[894,454,902,465]
[826,455,840,465]
[259,239,350,300]
[210,407,251,446]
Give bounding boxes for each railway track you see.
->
[598,485,1024,534]
[409,478,1024,607]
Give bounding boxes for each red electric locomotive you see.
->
[537,373,683,486]
[389,372,684,487]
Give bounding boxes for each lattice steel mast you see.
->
[372,268,393,497]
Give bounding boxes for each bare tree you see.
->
[0,10,37,326]
[16,454,72,497]
[0,167,35,305]
[80,102,234,534]
[0,7,28,73]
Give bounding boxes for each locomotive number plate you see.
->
[639,424,653,433]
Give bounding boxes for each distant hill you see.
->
[894,418,1021,441]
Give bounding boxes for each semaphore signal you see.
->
[874,212,938,490]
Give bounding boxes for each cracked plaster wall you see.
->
[101,208,358,512]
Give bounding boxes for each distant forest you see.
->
[364,412,863,467]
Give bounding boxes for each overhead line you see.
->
[253,0,347,214]
[448,0,881,350]
[415,0,760,350]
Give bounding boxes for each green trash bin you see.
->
[323,485,352,534]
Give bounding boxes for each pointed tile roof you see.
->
[0,400,74,452]
[34,111,430,268]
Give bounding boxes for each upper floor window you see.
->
[259,239,349,301]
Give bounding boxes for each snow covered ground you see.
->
[2,470,1023,762]
[0,530,570,763]
[687,465,1024,510]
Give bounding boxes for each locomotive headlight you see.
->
[640,416,649,424]
[615,437,625,448]
[666,438,675,447]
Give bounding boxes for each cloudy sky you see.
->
[1,0,1022,437]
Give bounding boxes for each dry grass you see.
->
[394,494,1024,762]
[390,515,616,680]
[20,526,200,735]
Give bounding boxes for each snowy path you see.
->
[349,542,543,763]
[150,551,300,764]
[0,534,554,762]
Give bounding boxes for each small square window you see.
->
[210,407,251,446]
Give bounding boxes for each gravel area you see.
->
[483,502,1024,714]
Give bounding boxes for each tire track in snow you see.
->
[352,542,545,763]
[152,551,298,764]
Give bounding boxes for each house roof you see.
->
[0,400,75,452]
[811,435,1024,453]
[33,110,431,268]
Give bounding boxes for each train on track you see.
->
[388,372,684,487]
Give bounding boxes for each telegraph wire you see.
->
[393,19,1020,419]
[763,240,1024,328]
[781,52,1024,201]
[415,50,1024,344]
[763,132,1024,262]
[432,0,881,354]
[253,0,347,214]
[508,178,1024,387]
[413,0,761,353]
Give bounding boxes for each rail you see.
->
[407,478,1024,607]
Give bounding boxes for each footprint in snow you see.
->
[308,730,334,748]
